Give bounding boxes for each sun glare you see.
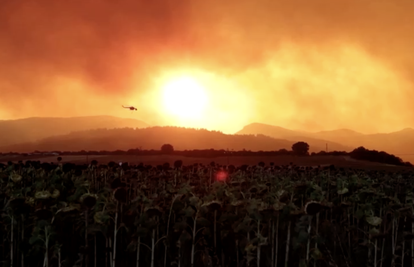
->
[162,76,208,120]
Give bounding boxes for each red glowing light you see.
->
[216,171,228,182]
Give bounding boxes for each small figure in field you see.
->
[122,105,137,111]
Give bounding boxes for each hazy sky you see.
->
[1,0,413,134]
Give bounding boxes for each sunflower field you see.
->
[1,160,414,267]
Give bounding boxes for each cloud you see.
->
[0,0,413,133]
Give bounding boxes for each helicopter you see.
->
[122,105,137,111]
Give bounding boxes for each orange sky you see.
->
[0,0,413,134]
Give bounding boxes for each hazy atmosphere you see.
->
[2,3,414,266]
[1,0,413,134]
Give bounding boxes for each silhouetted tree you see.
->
[292,141,310,156]
[57,156,62,162]
[350,146,409,166]
[161,144,174,154]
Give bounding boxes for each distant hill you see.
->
[342,128,414,162]
[237,123,353,152]
[310,129,364,143]
[0,116,149,147]
[1,117,412,164]
[0,126,329,153]
[237,123,414,163]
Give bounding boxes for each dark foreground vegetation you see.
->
[1,160,414,267]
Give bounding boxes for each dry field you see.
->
[0,154,411,171]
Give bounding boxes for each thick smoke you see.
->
[0,0,413,133]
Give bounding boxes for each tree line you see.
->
[1,141,411,167]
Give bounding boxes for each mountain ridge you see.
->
[236,122,414,163]
[0,117,412,163]
[0,126,305,153]
[0,115,150,147]
[236,123,353,151]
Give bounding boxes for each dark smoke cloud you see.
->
[0,0,413,132]
[0,0,191,92]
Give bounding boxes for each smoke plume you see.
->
[1,0,413,133]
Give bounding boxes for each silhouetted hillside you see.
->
[237,123,353,151]
[0,116,149,146]
[237,123,414,163]
[347,129,414,163]
[0,126,328,153]
[310,129,364,143]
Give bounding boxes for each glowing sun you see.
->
[161,76,209,120]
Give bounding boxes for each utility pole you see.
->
[227,148,229,165]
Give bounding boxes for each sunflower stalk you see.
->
[94,236,97,267]
[136,228,141,267]
[285,221,292,267]
[271,219,275,267]
[214,209,217,250]
[306,215,312,263]
[374,236,378,267]
[191,209,198,267]
[164,195,180,267]
[285,193,294,267]
[380,237,385,267]
[21,215,25,267]
[368,225,372,265]
[402,217,406,266]
[257,219,261,267]
[151,228,155,267]
[11,214,14,267]
[274,216,280,267]
[106,237,111,267]
[112,200,118,267]
[412,208,414,267]
[58,247,61,267]
[43,226,49,267]
[314,213,319,267]
[85,209,89,267]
